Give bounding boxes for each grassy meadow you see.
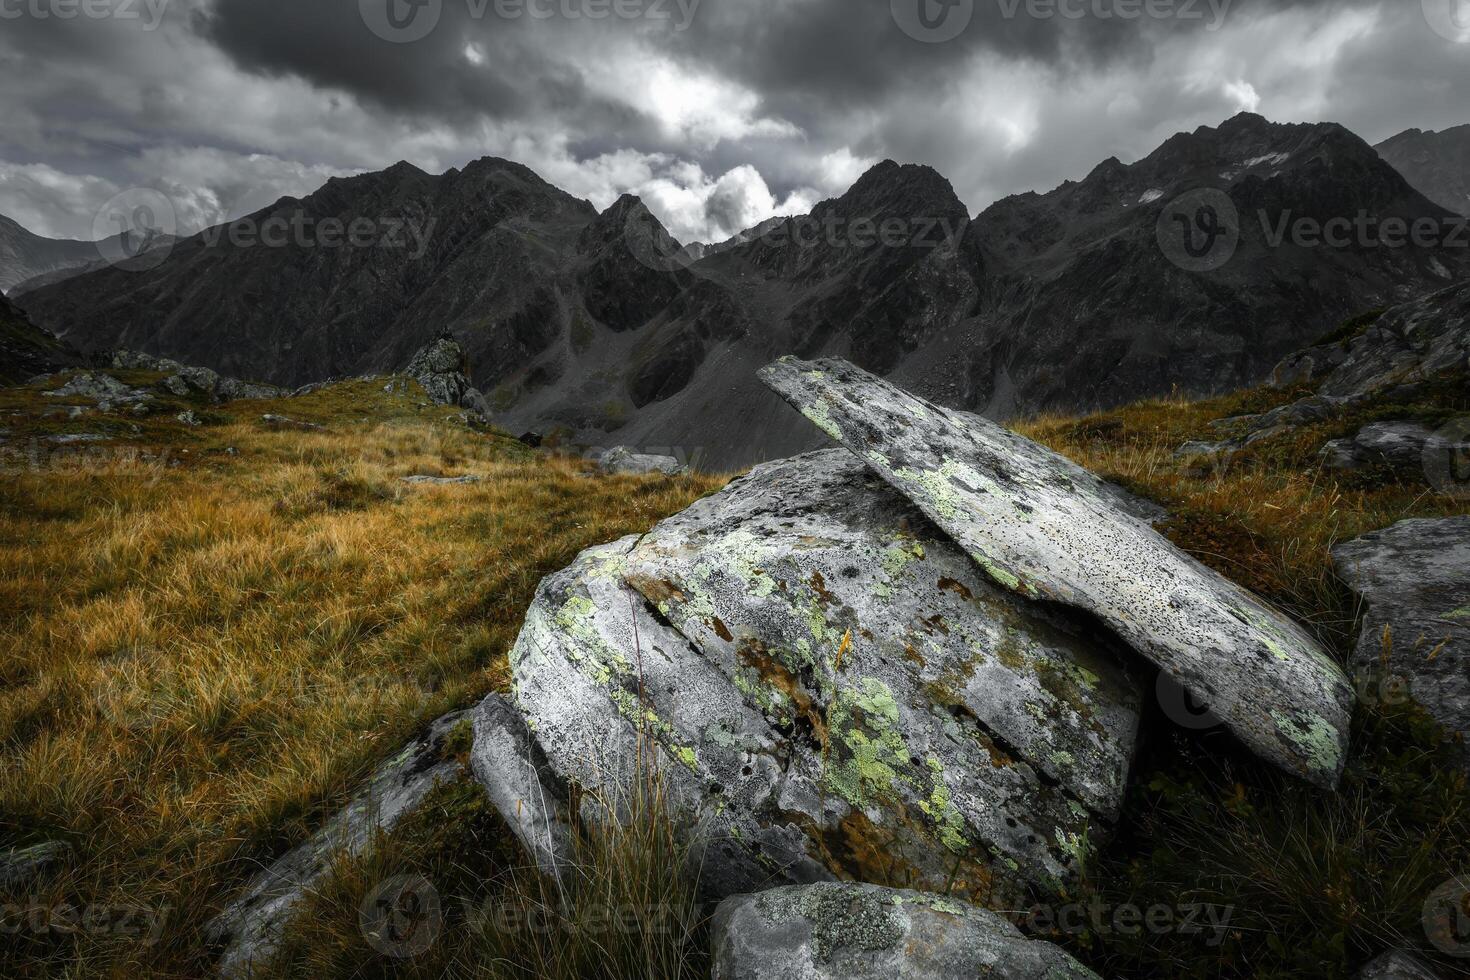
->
[1,364,1467,978]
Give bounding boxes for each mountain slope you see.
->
[1377,125,1470,215]
[21,114,1470,467]
[0,293,83,384]
[0,214,175,295]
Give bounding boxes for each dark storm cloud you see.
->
[0,0,1464,244]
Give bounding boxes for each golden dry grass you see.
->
[0,379,726,977]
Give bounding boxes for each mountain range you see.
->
[1376,125,1470,216]
[9,112,1470,467]
[0,214,176,296]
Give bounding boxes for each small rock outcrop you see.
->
[710,883,1099,980]
[1320,422,1470,474]
[1316,282,1470,399]
[403,336,480,410]
[761,357,1355,789]
[1333,518,1470,761]
[111,351,287,402]
[42,371,153,411]
[598,446,686,476]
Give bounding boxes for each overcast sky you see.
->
[0,0,1466,245]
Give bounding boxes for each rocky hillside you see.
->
[0,292,82,384]
[20,114,1470,467]
[1377,125,1470,216]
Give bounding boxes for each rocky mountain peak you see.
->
[825,159,969,226]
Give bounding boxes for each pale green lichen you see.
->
[1270,709,1345,776]
[756,885,905,963]
[825,678,912,807]
[915,755,968,852]
[801,398,844,442]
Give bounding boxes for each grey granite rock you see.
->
[1319,282,1470,398]
[1334,518,1470,759]
[259,414,325,433]
[404,337,473,407]
[1357,950,1442,979]
[1319,422,1470,480]
[598,446,686,476]
[510,537,834,901]
[207,712,469,978]
[400,474,481,486]
[468,694,575,881]
[0,840,71,892]
[761,357,1355,789]
[710,882,1099,980]
[623,450,1141,886]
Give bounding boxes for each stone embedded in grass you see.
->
[400,474,482,486]
[761,356,1355,790]
[1356,950,1443,980]
[259,414,325,433]
[0,840,71,891]
[711,882,1100,980]
[1334,517,1470,766]
[510,537,833,900]
[598,446,686,476]
[206,711,469,978]
[623,450,1142,890]
[469,694,576,881]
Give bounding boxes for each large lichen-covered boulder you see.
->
[761,357,1355,789]
[510,537,834,900]
[1334,518,1470,761]
[623,450,1141,894]
[711,883,1099,980]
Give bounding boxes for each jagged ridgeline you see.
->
[17,114,1470,467]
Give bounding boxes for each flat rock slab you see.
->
[511,537,833,900]
[1334,518,1470,759]
[761,357,1354,789]
[711,882,1099,980]
[468,694,576,881]
[207,712,469,977]
[624,450,1141,892]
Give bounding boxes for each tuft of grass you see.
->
[266,747,707,980]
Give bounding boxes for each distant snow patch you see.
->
[1243,152,1291,168]
[1139,189,1165,205]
